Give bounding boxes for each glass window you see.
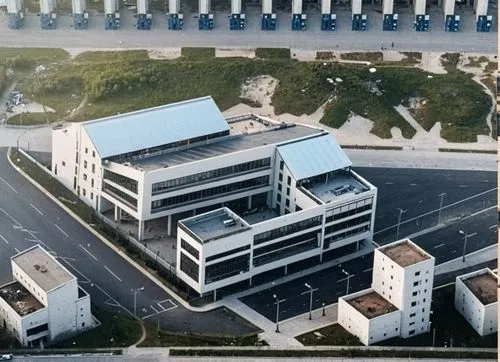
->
[181,239,199,260]
[287,176,291,186]
[205,254,250,284]
[279,161,284,170]
[180,252,199,282]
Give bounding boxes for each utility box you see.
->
[230,13,245,30]
[168,13,183,29]
[8,12,24,29]
[261,13,277,30]
[352,14,367,30]
[136,13,152,29]
[444,14,459,31]
[73,11,89,29]
[291,13,306,30]
[41,12,57,29]
[476,15,492,32]
[105,12,120,29]
[383,13,397,30]
[321,13,336,30]
[414,14,429,31]
[198,13,214,30]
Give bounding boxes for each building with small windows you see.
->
[455,268,497,336]
[339,239,435,345]
[0,245,93,347]
[51,96,377,296]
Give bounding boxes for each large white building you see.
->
[339,239,435,345]
[455,268,497,336]
[0,245,93,346]
[52,96,377,295]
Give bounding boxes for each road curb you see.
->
[6,147,213,313]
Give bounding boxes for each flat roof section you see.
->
[228,116,275,135]
[463,272,498,305]
[241,208,280,225]
[0,281,44,317]
[308,172,369,204]
[379,239,431,268]
[12,245,74,292]
[347,290,398,319]
[182,209,250,242]
[128,122,322,171]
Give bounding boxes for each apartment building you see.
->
[339,239,435,345]
[0,245,92,346]
[455,268,497,336]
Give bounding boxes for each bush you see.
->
[255,48,291,59]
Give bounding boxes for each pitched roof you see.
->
[277,134,352,180]
[83,96,230,159]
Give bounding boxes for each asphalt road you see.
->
[240,167,497,322]
[353,167,496,237]
[0,148,258,336]
[0,8,496,53]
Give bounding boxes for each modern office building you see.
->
[51,96,377,296]
[339,239,435,345]
[0,245,93,346]
[455,268,497,336]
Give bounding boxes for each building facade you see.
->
[0,246,92,346]
[455,268,497,336]
[52,96,377,296]
[339,239,435,345]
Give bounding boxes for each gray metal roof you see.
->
[83,97,230,159]
[277,134,352,181]
[130,123,322,171]
[11,245,75,292]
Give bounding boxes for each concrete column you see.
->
[249,277,253,287]
[213,289,217,302]
[383,0,394,14]
[321,0,331,14]
[474,0,488,16]
[262,0,272,13]
[443,0,454,16]
[138,220,144,241]
[247,196,252,210]
[352,0,362,14]
[292,0,302,13]
[193,209,196,216]
[231,0,241,13]
[414,0,426,14]
[167,214,172,236]
[114,205,119,222]
[199,0,211,13]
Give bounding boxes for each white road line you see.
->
[54,224,69,237]
[0,207,22,228]
[104,266,122,282]
[459,185,468,188]
[30,203,44,216]
[0,234,9,244]
[489,225,497,229]
[79,244,98,261]
[150,305,160,313]
[336,291,343,296]
[337,275,355,283]
[14,248,20,254]
[451,250,457,254]
[385,182,394,185]
[409,183,417,186]
[434,243,446,249]
[0,176,18,194]
[363,268,373,273]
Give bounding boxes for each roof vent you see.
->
[33,264,40,270]
[223,219,236,227]
[40,265,47,273]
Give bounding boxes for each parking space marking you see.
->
[489,225,496,229]
[363,268,373,273]
[55,224,70,237]
[142,299,177,320]
[0,176,18,194]
[434,243,445,249]
[104,266,122,282]
[30,203,44,216]
[0,233,9,245]
[79,244,98,261]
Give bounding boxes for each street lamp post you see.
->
[322,303,326,317]
[301,283,318,320]
[273,294,286,333]
[459,230,477,262]
[437,193,447,225]
[396,208,407,240]
[131,287,144,317]
[341,268,352,295]
[368,67,377,93]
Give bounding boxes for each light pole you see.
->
[459,230,476,262]
[273,294,286,333]
[437,193,446,225]
[396,208,407,240]
[131,287,144,317]
[368,67,377,93]
[341,268,352,295]
[322,302,326,317]
[301,283,318,320]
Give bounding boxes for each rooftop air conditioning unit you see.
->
[223,219,236,227]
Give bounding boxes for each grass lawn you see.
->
[299,285,496,348]
[296,324,362,346]
[0,48,69,70]
[53,307,142,348]
[139,326,262,347]
[6,112,54,126]
[4,48,492,142]
[341,52,383,62]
